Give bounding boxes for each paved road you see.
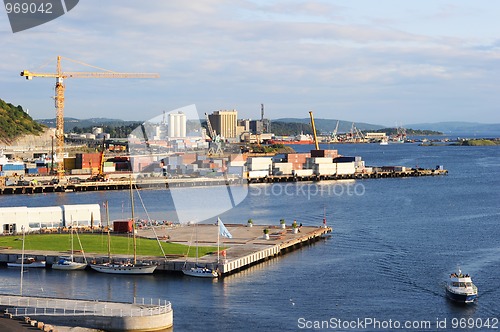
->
[0,317,33,331]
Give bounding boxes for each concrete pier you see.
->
[0,224,331,276]
[0,295,173,332]
[0,166,447,195]
[138,224,332,275]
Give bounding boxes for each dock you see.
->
[0,167,447,195]
[0,224,331,276]
[0,295,173,331]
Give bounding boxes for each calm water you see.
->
[0,143,499,331]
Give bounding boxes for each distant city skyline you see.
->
[1,1,500,126]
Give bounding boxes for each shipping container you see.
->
[248,170,269,178]
[247,157,273,171]
[228,166,245,176]
[64,157,76,170]
[324,150,339,159]
[293,169,314,177]
[336,162,356,175]
[26,168,38,174]
[113,220,133,233]
[313,163,337,176]
[71,169,92,175]
[37,167,49,175]
[334,156,356,163]
[2,164,25,171]
[103,166,116,173]
[311,157,333,164]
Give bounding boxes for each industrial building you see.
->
[0,204,101,234]
[168,112,187,138]
[208,110,238,139]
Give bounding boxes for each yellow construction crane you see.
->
[20,55,159,179]
[309,110,320,150]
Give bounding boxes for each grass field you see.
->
[0,233,218,258]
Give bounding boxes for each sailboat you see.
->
[7,226,46,268]
[89,179,157,275]
[52,228,87,270]
[182,218,231,278]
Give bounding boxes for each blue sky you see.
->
[1,0,500,126]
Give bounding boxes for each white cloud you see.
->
[1,0,500,124]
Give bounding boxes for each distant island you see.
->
[451,139,500,146]
[373,128,443,136]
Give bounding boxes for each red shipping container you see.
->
[113,220,134,233]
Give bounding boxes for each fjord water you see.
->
[0,143,499,331]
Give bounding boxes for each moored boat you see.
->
[182,265,218,278]
[52,256,87,270]
[89,178,157,275]
[90,261,157,274]
[445,269,478,303]
[7,257,46,268]
[52,229,88,270]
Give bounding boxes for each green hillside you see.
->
[0,98,45,143]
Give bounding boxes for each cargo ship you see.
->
[267,133,314,145]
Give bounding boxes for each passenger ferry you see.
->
[445,269,478,303]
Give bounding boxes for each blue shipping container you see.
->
[2,164,25,171]
[26,168,39,174]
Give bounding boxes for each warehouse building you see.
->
[1,204,101,234]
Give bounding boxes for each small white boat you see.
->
[8,257,46,268]
[52,256,87,270]
[52,229,88,270]
[182,265,218,278]
[446,269,478,303]
[90,261,157,274]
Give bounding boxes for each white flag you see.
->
[218,217,233,239]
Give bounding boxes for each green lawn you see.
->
[0,233,219,258]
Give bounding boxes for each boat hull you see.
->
[90,263,157,275]
[182,267,218,278]
[52,261,87,270]
[7,261,46,268]
[446,287,477,303]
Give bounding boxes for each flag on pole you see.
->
[218,217,233,239]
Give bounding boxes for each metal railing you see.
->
[1,296,171,318]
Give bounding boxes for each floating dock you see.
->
[0,224,331,276]
[0,295,173,331]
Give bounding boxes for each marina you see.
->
[0,224,332,276]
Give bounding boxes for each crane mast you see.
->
[21,56,159,180]
[309,111,320,150]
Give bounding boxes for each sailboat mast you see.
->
[195,223,198,265]
[105,200,110,229]
[130,176,137,265]
[71,227,74,261]
[217,219,220,264]
[20,226,25,296]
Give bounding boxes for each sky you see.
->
[1,0,500,126]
